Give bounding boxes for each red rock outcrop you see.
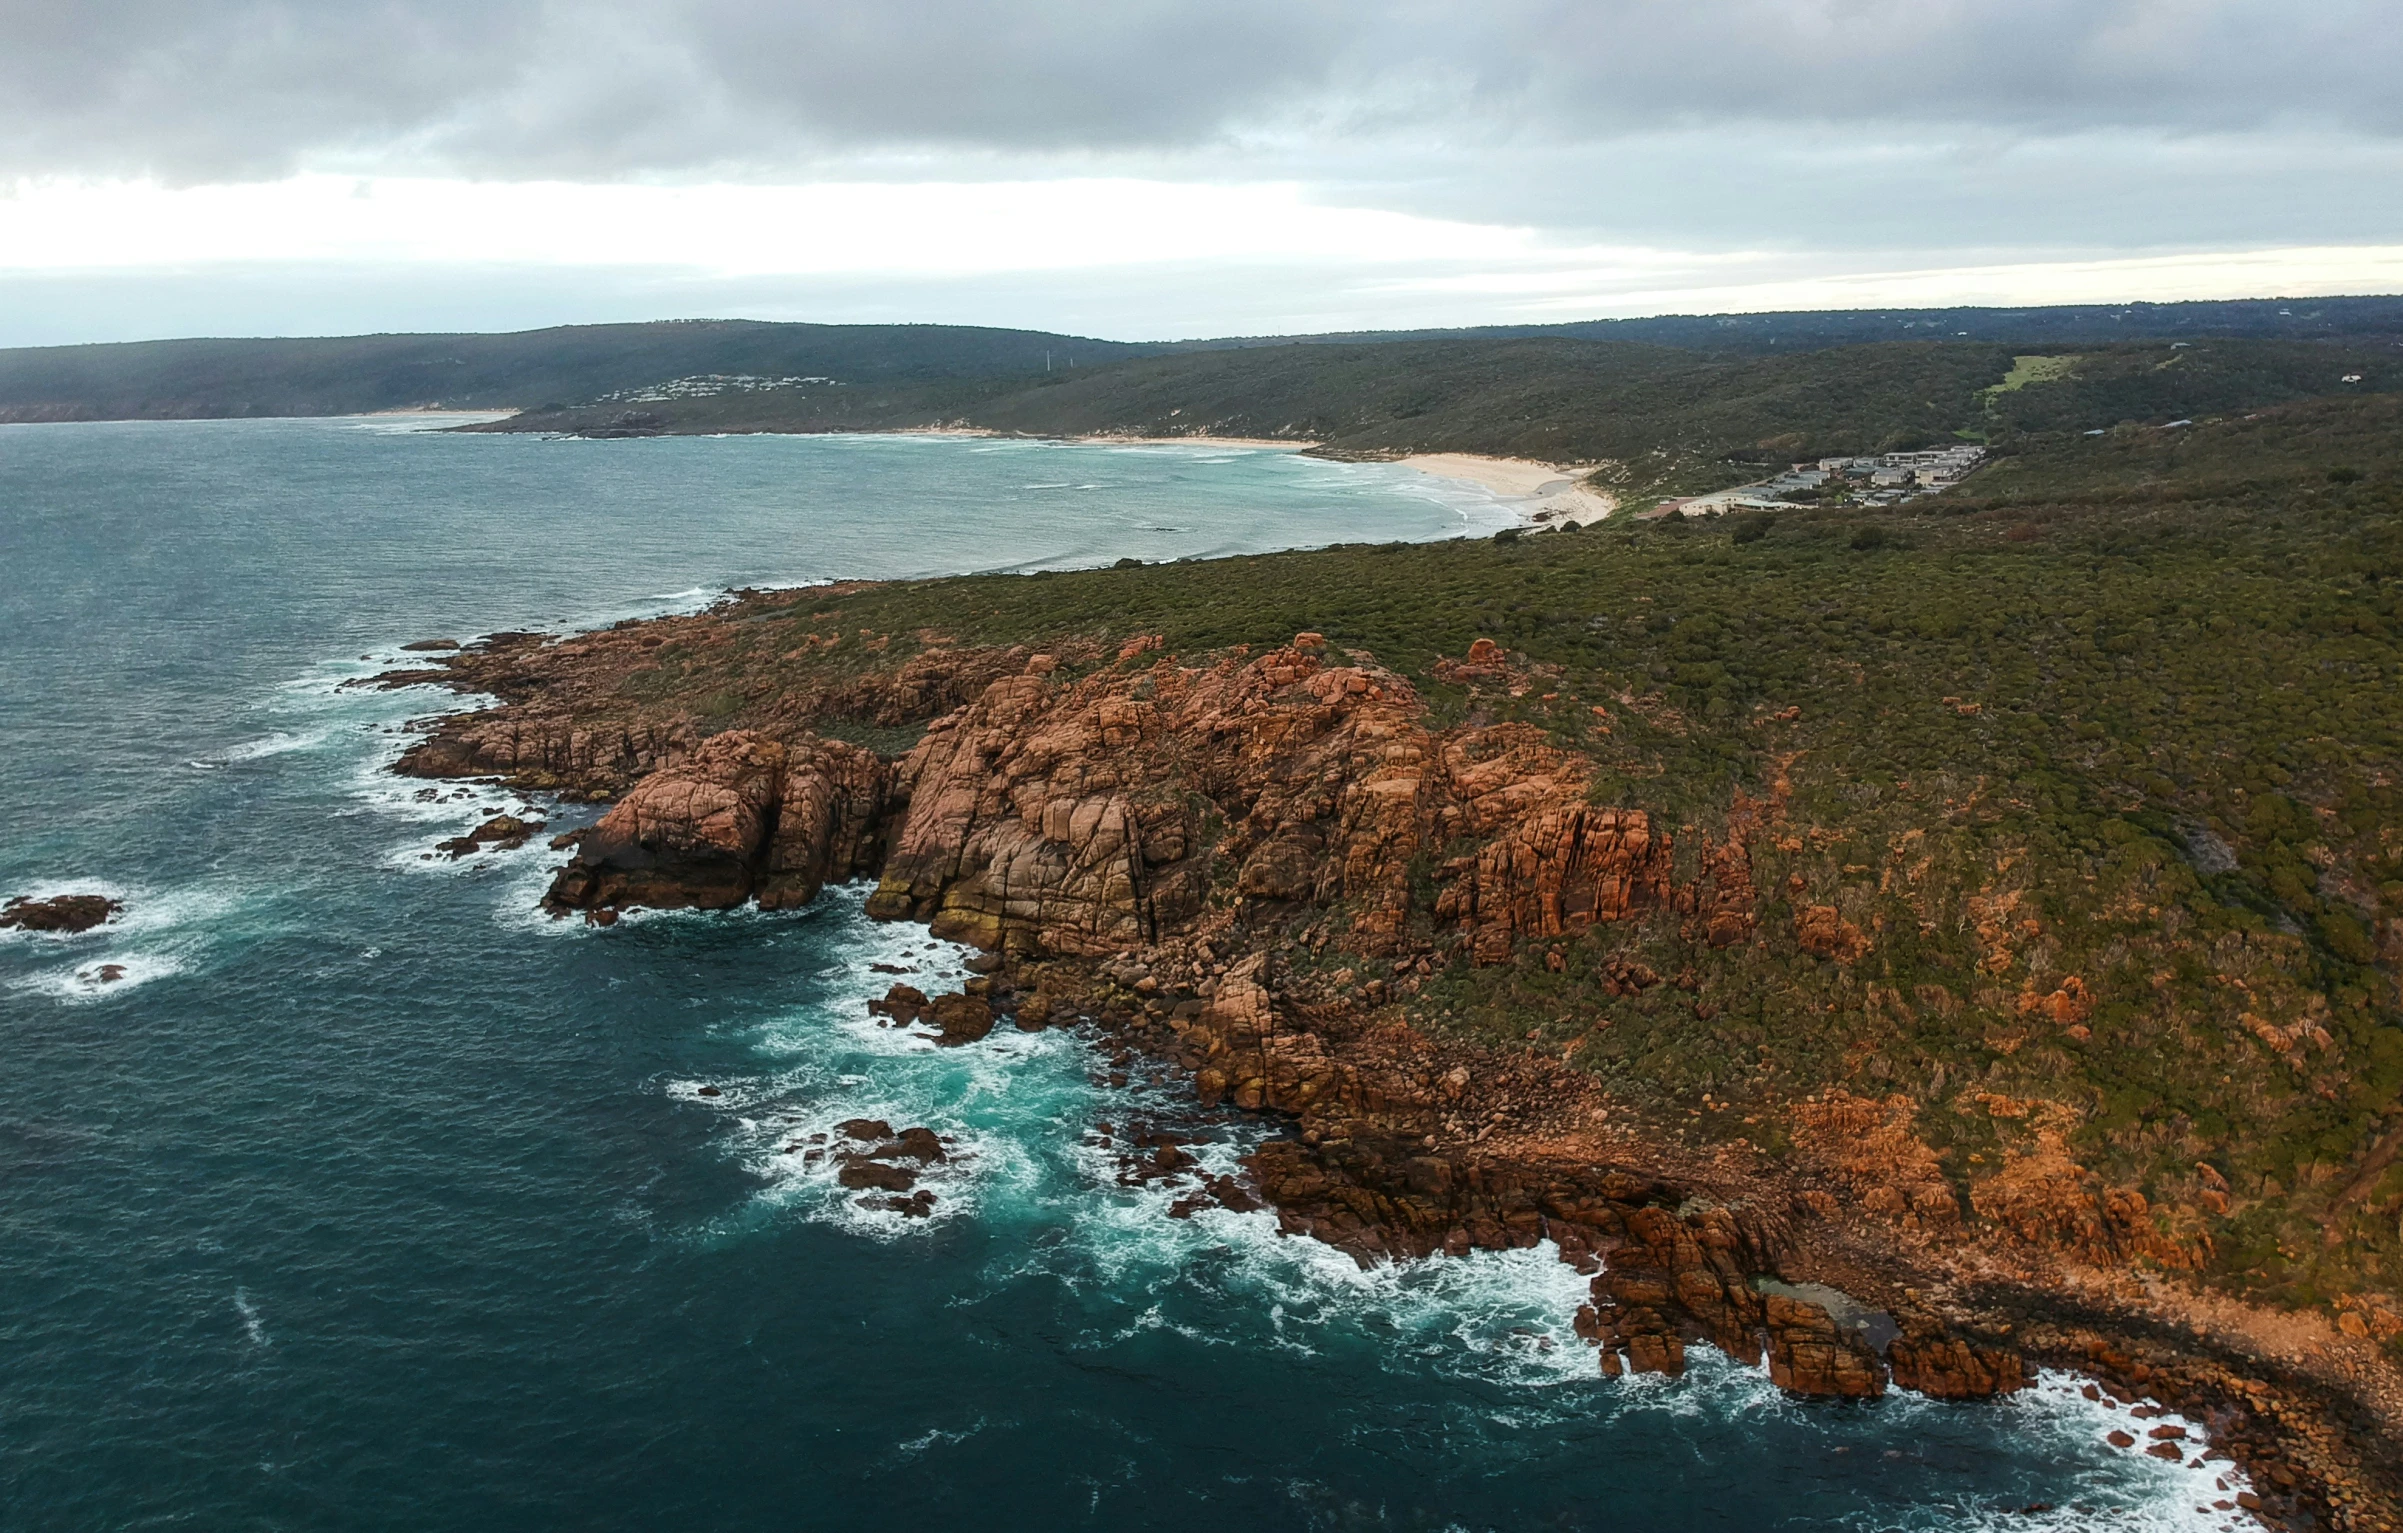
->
[544,730,891,914]
[1678,834,1759,947]
[854,638,1701,965]
[1587,1203,1773,1377]
[1436,806,1674,964]
[1795,903,1870,962]
[399,627,1755,972]
[1887,1315,2027,1398]
[2019,975,2095,1026]
[1970,1130,2207,1270]
[1762,1293,1888,1397]
[1789,1092,1962,1233]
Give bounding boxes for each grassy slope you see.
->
[499,336,2022,502]
[596,395,2403,1329]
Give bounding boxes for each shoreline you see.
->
[1394,453,1619,525]
[1067,432,1320,450]
[1056,438,1624,526]
[884,426,1319,452]
[458,412,1618,529]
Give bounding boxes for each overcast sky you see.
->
[3,0,2399,344]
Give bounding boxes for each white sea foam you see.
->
[337,412,514,434]
[666,889,2261,1531]
[1931,1371,2260,1533]
[887,1419,987,1464]
[2,877,245,951]
[8,950,186,1004]
[219,728,335,762]
[234,1289,269,1345]
[666,897,1045,1240]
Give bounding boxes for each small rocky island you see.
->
[1,893,123,933]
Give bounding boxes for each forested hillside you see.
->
[0,319,1142,423]
[492,330,2403,503]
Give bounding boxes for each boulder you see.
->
[837,1161,918,1192]
[926,993,995,1046]
[439,813,543,857]
[879,1127,947,1162]
[869,984,928,1024]
[1763,1295,1887,1398]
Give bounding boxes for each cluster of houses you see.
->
[597,373,839,403]
[1654,443,1987,517]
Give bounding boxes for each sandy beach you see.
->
[1399,453,1618,524]
[898,430,1616,523]
[1071,433,1321,449]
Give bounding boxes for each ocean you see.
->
[0,418,2245,1530]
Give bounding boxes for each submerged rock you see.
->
[833,1123,954,1207]
[437,814,544,858]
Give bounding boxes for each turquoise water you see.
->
[0,419,2247,1530]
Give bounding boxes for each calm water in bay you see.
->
[0,418,2243,1530]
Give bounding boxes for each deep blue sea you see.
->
[0,418,2246,1530]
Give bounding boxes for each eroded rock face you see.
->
[1762,1294,1887,1398]
[1588,1203,1773,1378]
[1435,806,1673,965]
[859,639,1697,963]
[543,731,890,914]
[1887,1317,2027,1399]
[427,630,1776,972]
[1,893,121,933]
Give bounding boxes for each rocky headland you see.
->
[376,585,2403,1531]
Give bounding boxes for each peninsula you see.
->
[375,373,2403,1528]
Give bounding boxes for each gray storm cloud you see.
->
[3,0,2397,182]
